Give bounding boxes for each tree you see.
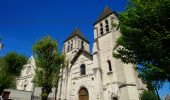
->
[0,52,27,95]
[52,61,67,100]
[0,69,15,95]
[113,0,170,86]
[140,91,158,100]
[3,52,27,76]
[32,36,65,100]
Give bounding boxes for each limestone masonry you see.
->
[17,6,147,100]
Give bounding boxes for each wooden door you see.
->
[79,87,89,100]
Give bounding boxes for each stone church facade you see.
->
[57,7,146,100]
[17,56,35,92]
[16,6,146,100]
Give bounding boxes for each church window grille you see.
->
[100,23,103,35]
[105,20,109,33]
[80,64,86,75]
[107,60,112,72]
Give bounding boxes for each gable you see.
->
[69,51,93,78]
[20,56,35,77]
[70,50,92,65]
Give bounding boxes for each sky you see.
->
[0,0,169,98]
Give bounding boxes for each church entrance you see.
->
[79,87,89,100]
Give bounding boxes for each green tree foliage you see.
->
[3,52,27,76]
[0,70,15,95]
[53,61,68,100]
[140,91,158,100]
[113,0,170,86]
[0,52,27,94]
[32,36,65,100]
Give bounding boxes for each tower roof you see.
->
[64,28,89,43]
[93,6,117,25]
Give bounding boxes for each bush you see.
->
[140,91,158,100]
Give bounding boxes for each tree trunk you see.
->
[54,88,57,100]
[0,89,4,96]
[41,86,51,100]
[41,95,48,100]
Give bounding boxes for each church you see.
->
[56,6,146,100]
[16,6,146,100]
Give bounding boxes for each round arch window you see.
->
[80,64,86,75]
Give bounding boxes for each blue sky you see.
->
[0,0,128,56]
[0,0,169,98]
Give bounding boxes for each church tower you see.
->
[63,28,90,61]
[57,6,146,100]
[59,28,91,100]
[93,6,142,100]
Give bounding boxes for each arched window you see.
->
[100,23,103,35]
[107,60,112,72]
[80,64,86,75]
[81,41,84,49]
[67,42,70,52]
[105,20,109,33]
[71,40,73,50]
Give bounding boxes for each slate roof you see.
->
[64,28,89,43]
[93,6,117,25]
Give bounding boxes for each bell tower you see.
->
[92,6,141,100]
[63,28,90,61]
[92,6,121,100]
[93,6,120,51]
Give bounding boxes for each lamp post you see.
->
[0,41,2,51]
[0,39,3,51]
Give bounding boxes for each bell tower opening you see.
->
[92,6,118,54]
[63,28,90,54]
[79,87,89,100]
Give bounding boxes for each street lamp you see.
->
[0,39,3,51]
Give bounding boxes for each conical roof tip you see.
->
[64,28,89,43]
[94,6,117,25]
